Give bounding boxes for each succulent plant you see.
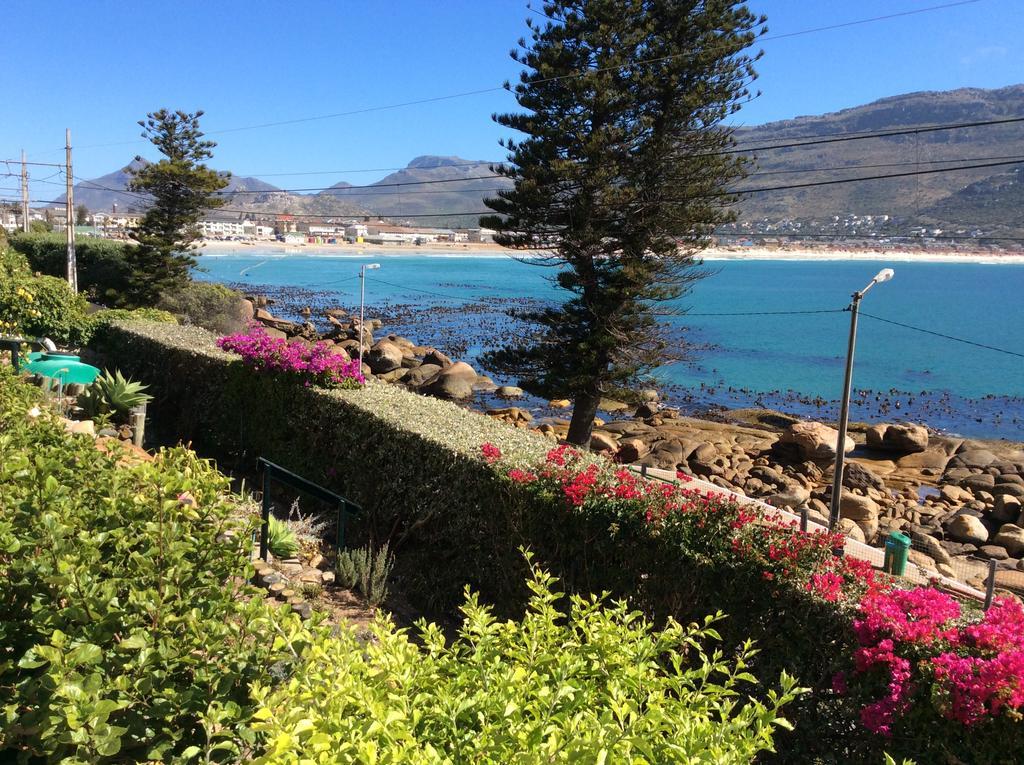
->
[266,516,299,559]
[78,370,152,421]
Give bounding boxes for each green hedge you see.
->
[10,232,135,306]
[90,320,885,762]
[0,367,803,763]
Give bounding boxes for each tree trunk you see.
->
[566,391,601,446]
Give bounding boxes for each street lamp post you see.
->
[357,263,380,371]
[828,268,895,531]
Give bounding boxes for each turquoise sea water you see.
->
[195,250,1024,441]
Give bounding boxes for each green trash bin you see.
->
[883,531,911,576]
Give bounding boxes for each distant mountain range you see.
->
[56,84,1024,238]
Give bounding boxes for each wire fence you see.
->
[631,464,992,607]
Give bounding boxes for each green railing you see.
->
[257,457,361,561]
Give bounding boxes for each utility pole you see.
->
[21,150,30,233]
[65,129,78,293]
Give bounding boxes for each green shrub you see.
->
[0,247,93,345]
[336,542,394,605]
[251,562,802,763]
[267,516,299,559]
[157,280,249,334]
[10,232,136,306]
[335,549,357,590]
[0,367,311,761]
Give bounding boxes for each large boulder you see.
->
[948,514,990,545]
[422,361,478,400]
[866,423,929,454]
[778,421,854,461]
[948,449,998,471]
[365,340,404,375]
[590,431,618,453]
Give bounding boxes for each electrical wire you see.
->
[858,311,1024,358]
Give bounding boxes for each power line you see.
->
[859,311,1024,358]
[686,309,845,316]
[34,1,984,155]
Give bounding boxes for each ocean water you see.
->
[195,250,1024,441]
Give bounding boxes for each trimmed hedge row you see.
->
[0,367,800,763]
[91,321,890,762]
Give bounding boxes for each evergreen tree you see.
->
[481,0,765,445]
[127,109,228,306]
[75,204,89,226]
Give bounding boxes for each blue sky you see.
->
[1,0,1021,193]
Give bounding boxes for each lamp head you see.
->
[365,263,381,270]
[872,268,895,284]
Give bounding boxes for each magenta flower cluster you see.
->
[843,586,1024,734]
[217,325,365,389]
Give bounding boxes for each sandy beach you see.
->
[198,238,1024,264]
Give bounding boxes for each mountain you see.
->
[57,84,1024,239]
[728,84,1024,239]
[318,156,510,226]
[59,160,290,215]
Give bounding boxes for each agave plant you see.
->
[78,370,152,422]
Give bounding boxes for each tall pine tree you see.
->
[482,0,765,445]
[127,109,228,306]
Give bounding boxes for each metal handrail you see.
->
[257,457,361,561]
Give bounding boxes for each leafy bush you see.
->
[251,562,802,763]
[0,246,93,345]
[77,369,153,422]
[267,516,299,559]
[157,280,249,334]
[834,588,1024,760]
[9,232,136,306]
[0,367,311,761]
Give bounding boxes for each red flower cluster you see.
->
[480,442,503,464]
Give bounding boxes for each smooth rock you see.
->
[68,419,96,437]
[422,361,477,399]
[590,432,618,453]
[993,569,1024,597]
[778,421,854,461]
[948,514,990,545]
[992,494,1022,523]
[496,385,524,399]
[839,491,879,521]
[866,423,928,454]
[404,363,442,388]
[993,524,1024,557]
[618,438,649,463]
[422,348,453,368]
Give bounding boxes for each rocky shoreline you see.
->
[244,297,1024,598]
